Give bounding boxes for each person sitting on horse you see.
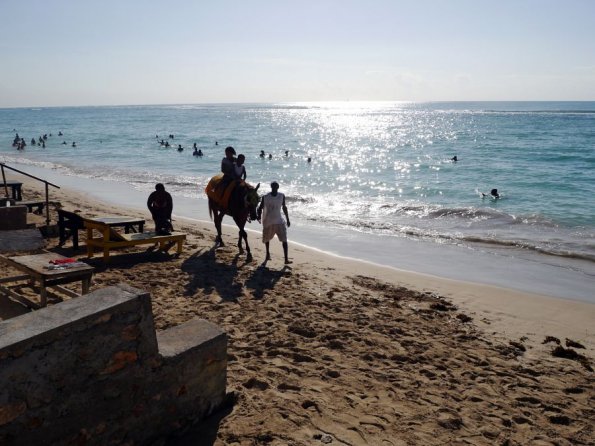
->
[235,154,247,181]
[147,183,174,235]
[221,146,236,186]
[212,146,239,207]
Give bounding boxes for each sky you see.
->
[1,0,594,107]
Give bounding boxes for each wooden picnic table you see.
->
[58,210,145,249]
[2,180,23,201]
[0,252,94,308]
[85,219,184,262]
[91,216,145,233]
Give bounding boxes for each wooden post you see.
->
[45,182,50,226]
[1,164,8,199]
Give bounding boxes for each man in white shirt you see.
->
[257,182,291,264]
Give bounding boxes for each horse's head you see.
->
[245,183,260,221]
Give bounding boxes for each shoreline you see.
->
[5,161,595,303]
[2,173,594,444]
[4,171,594,351]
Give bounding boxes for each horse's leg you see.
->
[244,229,252,262]
[214,211,225,246]
[234,216,251,261]
[237,229,244,254]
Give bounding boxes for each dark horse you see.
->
[208,181,260,261]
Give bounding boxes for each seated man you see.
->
[147,183,174,235]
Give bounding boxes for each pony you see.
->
[207,179,260,261]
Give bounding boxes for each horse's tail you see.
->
[205,175,222,220]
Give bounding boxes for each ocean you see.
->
[1,102,594,300]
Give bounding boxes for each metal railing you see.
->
[1,163,60,226]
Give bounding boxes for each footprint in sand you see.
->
[436,411,463,430]
[456,313,473,323]
[301,400,320,412]
[549,415,571,425]
[277,382,301,392]
[512,415,531,425]
[242,377,269,390]
[325,370,340,378]
[563,386,584,394]
[292,352,315,363]
[515,396,541,407]
[288,324,317,339]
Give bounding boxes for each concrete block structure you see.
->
[0,205,28,230]
[0,284,227,445]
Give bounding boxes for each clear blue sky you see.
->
[1,0,594,107]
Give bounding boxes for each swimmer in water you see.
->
[481,188,500,199]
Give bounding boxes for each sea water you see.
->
[1,102,594,300]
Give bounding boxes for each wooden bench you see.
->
[58,209,145,250]
[21,200,61,214]
[84,220,185,262]
[58,209,86,249]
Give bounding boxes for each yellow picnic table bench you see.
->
[58,209,145,249]
[84,219,186,262]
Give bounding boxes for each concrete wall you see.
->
[0,205,27,230]
[0,284,227,445]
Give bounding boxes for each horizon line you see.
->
[2,99,595,110]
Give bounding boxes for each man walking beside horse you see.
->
[257,181,291,264]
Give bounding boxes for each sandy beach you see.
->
[2,175,594,445]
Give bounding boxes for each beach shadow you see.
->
[50,244,86,257]
[49,246,175,271]
[244,263,291,300]
[165,392,235,445]
[180,248,243,302]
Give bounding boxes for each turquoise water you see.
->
[1,102,594,264]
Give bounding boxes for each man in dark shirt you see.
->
[147,183,173,235]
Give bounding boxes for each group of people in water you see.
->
[11,131,77,150]
[156,135,205,156]
[13,133,49,150]
[155,134,314,165]
[192,143,203,157]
